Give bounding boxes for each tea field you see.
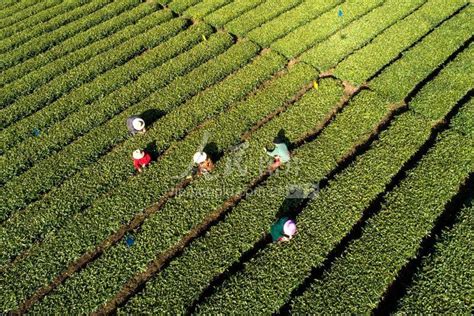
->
[0,0,472,314]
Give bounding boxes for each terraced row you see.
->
[2,0,471,313]
[181,0,234,20]
[4,0,470,185]
[193,42,473,315]
[0,0,34,15]
[300,0,427,71]
[0,55,314,313]
[179,0,470,77]
[0,0,62,29]
[0,11,179,149]
[395,199,473,315]
[0,0,119,64]
[0,0,84,41]
[1,27,229,219]
[0,3,161,117]
[27,64,329,315]
[0,1,157,98]
[0,34,272,266]
[334,0,471,84]
[204,0,265,28]
[291,113,472,314]
[25,6,474,312]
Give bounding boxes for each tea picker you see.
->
[126,116,146,135]
[271,217,297,242]
[193,151,214,175]
[132,149,152,173]
[265,141,290,171]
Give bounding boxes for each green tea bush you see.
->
[291,129,472,314]
[395,204,473,314]
[1,31,233,216]
[0,0,117,60]
[0,3,157,102]
[271,0,384,58]
[301,0,426,71]
[0,14,183,144]
[334,0,469,85]
[247,0,342,47]
[1,56,312,313]
[204,0,264,28]
[225,0,303,36]
[0,48,285,269]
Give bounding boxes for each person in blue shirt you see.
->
[265,129,290,171]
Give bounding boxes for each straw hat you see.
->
[132,118,145,131]
[133,149,145,160]
[193,151,207,164]
[283,220,296,237]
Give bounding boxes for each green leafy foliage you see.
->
[0,14,184,148]
[204,0,265,28]
[0,3,157,104]
[0,61,313,313]
[168,0,202,14]
[183,0,232,19]
[224,0,303,36]
[0,0,28,14]
[0,48,285,270]
[0,8,180,129]
[395,204,473,314]
[1,1,472,313]
[450,99,474,137]
[0,0,84,41]
[270,0,384,59]
[0,0,119,63]
[334,0,469,85]
[291,129,473,314]
[370,9,474,103]
[407,45,474,122]
[31,64,324,315]
[193,28,474,311]
[0,0,61,29]
[246,0,342,47]
[301,0,426,71]
[193,99,431,314]
[121,79,348,313]
[0,31,233,218]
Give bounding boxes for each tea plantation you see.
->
[0,0,472,314]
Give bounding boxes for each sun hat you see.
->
[133,149,145,160]
[132,118,145,131]
[193,151,207,164]
[265,142,276,152]
[283,219,296,237]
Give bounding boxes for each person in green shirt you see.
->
[271,217,297,242]
[266,142,290,163]
[265,130,291,171]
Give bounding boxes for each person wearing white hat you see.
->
[271,217,297,242]
[126,116,146,135]
[132,149,151,173]
[193,151,214,175]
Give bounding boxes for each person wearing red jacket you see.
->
[132,149,151,173]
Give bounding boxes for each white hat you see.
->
[133,149,145,160]
[132,118,145,131]
[283,220,297,237]
[193,151,207,164]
